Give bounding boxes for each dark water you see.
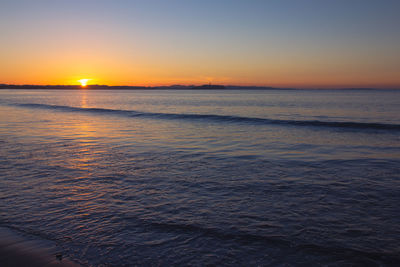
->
[0,89,399,266]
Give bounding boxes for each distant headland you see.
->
[0,84,277,90]
[0,84,394,90]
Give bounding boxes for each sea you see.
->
[0,89,399,266]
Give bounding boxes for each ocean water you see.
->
[0,89,399,266]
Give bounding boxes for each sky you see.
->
[1,0,399,88]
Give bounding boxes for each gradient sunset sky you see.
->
[1,0,399,88]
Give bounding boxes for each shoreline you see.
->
[0,227,80,267]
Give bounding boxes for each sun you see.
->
[78,79,90,87]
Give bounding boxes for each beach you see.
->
[0,227,79,267]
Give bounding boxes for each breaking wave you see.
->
[11,103,400,131]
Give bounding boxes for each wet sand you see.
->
[0,227,79,267]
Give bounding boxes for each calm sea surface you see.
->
[0,89,399,266]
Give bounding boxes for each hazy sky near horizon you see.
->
[1,0,400,88]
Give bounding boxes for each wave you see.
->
[138,219,400,264]
[4,221,400,265]
[11,103,400,131]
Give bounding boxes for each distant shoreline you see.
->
[0,84,397,90]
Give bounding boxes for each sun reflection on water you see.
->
[80,91,88,108]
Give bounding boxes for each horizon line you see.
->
[1,83,399,90]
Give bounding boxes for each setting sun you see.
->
[78,79,90,87]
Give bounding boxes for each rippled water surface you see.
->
[0,89,399,266]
